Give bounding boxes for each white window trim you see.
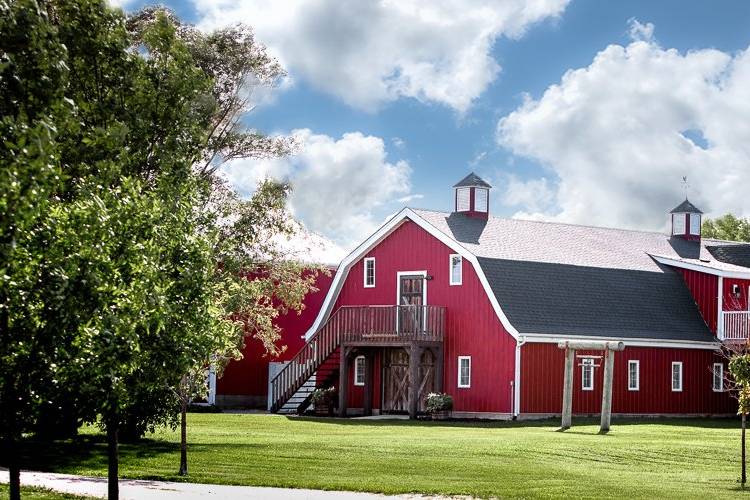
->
[713,362,724,392]
[581,358,594,391]
[456,187,470,212]
[672,361,683,392]
[628,360,640,391]
[475,188,488,213]
[449,254,462,286]
[457,356,471,388]
[354,356,365,386]
[363,257,375,288]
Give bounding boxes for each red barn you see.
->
[267,173,748,418]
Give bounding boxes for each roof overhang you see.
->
[519,333,720,350]
[651,254,750,279]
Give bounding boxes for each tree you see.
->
[729,350,750,486]
[703,214,750,242]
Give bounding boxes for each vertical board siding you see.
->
[217,271,335,398]
[676,268,718,334]
[722,277,750,311]
[521,343,735,415]
[335,221,516,413]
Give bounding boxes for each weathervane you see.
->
[681,176,690,200]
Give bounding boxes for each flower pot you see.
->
[431,410,450,420]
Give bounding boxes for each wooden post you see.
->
[434,346,444,393]
[338,347,349,417]
[600,347,615,432]
[561,347,575,430]
[363,351,374,417]
[408,344,422,419]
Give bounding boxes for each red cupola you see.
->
[669,199,703,241]
[453,172,492,219]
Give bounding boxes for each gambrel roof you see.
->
[413,209,750,343]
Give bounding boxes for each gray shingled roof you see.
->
[412,209,750,343]
[670,199,703,214]
[453,173,492,188]
[707,244,750,268]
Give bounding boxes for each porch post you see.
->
[364,350,374,417]
[600,347,615,432]
[338,347,350,418]
[408,344,422,419]
[434,346,444,393]
[561,347,575,430]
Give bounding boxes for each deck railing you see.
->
[269,305,445,413]
[721,311,750,341]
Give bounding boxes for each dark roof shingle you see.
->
[670,199,704,214]
[452,172,492,188]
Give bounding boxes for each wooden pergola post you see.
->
[408,344,422,419]
[561,347,575,430]
[557,340,624,431]
[363,350,374,417]
[338,347,350,418]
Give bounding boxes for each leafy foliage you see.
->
[425,392,454,413]
[702,214,750,242]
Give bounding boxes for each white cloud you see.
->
[497,37,750,231]
[193,0,569,112]
[496,173,556,215]
[223,129,412,252]
[627,18,655,43]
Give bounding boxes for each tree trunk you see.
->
[8,452,20,500]
[107,419,119,500]
[179,397,188,476]
[743,412,747,486]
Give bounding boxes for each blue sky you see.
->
[118,0,750,256]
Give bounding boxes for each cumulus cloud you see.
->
[223,129,412,252]
[193,0,569,112]
[627,18,655,43]
[497,37,750,231]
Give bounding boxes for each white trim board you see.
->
[651,254,750,279]
[518,333,720,351]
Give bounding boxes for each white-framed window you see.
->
[456,188,470,212]
[690,214,701,235]
[475,188,488,212]
[458,356,471,388]
[354,356,365,386]
[581,358,594,391]
[449,254,462,285]
[627,360,640,391]
[672,213,686,235]
[364,257,375,288]
[672,362,683,392]
[713,363,724,392]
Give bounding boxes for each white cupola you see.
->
[453,173,492,219]
[670,199,703,241]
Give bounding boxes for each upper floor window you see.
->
[690,214,701,235]
[364,257,375,288]
[475,188,488,212]
[354,356,365,386]
[671,361,683,392]
[456,188,470,212]
[581,358,594,391]
[713,363,724,392]
[449,254,462,285]
[458,356,471,388]
[672,214,686,235]
[628,360,640,391]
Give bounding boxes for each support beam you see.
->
[408,344,422,419]
[363,350,374,417]
[338,347,350,418]
[434,346,444,393]
[600,347,615,432]
[557,340,625,351]
[561,347,575,429]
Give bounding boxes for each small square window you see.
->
[354,356,365,386]
[456,188,470,212]
[475,188,488,212]
[458,356,471,388]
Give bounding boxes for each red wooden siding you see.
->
[521,342,735,415]
[334,220,516,413]
[676,268,718,334]
[722,277,750,312]
[217,270,335,401]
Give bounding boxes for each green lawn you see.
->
[10,414,750,498]
[0,484,92,499]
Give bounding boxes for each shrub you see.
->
[425,392,453,413]
[310,387,338,407]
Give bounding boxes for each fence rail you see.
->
[722,311,750,341]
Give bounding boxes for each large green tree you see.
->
[702,214,750,242]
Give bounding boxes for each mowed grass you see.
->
[12,414,750,498]
[0,484,93,499]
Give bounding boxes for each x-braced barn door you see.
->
[382,348,435,413]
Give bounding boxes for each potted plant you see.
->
[310,387,338,417]
[425,392,453,420]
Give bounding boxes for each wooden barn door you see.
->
[398,275,424,333]
[382,348,436,413]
